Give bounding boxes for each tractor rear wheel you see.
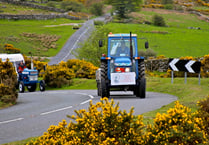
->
[19,81,25,93]
[39,80,45,92]
[136,60,146,98]
[100,61,109,98]
[27,84,37,92]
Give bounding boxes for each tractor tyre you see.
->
[39,80,45,92]
[101,79,109,98]
[19,81,25,93]
[27,84,37,92]
[100,61,109,98]
[136,61,146,98]
[97,82,101,96]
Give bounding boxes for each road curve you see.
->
[0,90,177,144]
[48,15,108,65]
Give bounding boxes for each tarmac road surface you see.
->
[0,90,177,144]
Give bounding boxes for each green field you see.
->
[104,10,209,58]
[0,18,83,57]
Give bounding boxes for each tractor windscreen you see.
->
[110,39,135,57]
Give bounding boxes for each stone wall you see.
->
[145,59,169,72]
[0,0,65,13]
[0,14,79,20]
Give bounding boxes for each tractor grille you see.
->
[29,75,38,81]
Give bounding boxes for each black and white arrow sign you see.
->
[169,59,201,73]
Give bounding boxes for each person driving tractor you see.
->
[18,61,26,73]
[116,41,130,56]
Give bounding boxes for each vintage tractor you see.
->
[0,53,45,93]
[96,32,148,98]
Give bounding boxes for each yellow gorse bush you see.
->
[0,59,18,104]
[44,61,75,88]
[28,99,209,145]
[28,98,145,145]
[145,101,208,145]
[4,44,20,54]
[67,59,98,79]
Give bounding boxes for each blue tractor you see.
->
[96,33,148,98]
[0,53,45,93]
[18,68,45,93]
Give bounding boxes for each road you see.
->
[48,15,108,65]
[0,90,177,144]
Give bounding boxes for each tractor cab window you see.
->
[110,39,135,57]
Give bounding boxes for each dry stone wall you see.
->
[0,0,65,13]
[145,59,169,72]
[0,14,79,20]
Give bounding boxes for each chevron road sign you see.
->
[169,58,201,73]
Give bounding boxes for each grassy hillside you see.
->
[105,9,209,58]
[0,18,83,57]
[0,2,57,14]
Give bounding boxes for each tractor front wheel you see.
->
[27,84,37,92]
[19,81,25,93]
[136,77,146,98]
[101,79,109,98]
[136,60,146,98]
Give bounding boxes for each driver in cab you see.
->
[116,41,130,57]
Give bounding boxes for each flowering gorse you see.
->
[0,59,17,104]
[28,99,209,145]
[145,101,208,145]
[28,98,145,145]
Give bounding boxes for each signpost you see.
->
[169,59,201,85]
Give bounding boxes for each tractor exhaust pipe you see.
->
[130,32,133,62]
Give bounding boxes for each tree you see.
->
[90,2,104,16]
[111,0,142,19]
[75,26,110,66]
[152,14,166,27]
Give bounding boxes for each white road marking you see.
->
[40,106,72,115]
[76,93,88,95]
[80,99,92,105]
[61,26,90,61]
[88,95,94,99]
[0,118,24,125]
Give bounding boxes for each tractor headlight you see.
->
[125,67,130,72]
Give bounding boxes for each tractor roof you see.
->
[108,33,137,37]
[0,53,25,63]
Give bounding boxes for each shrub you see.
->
[75,26,110,66]
[66,59,98,79]
[94,20,104,26]
[4,44,20,54]
[0,59,18,104]
[145,101,208,144]
[196,96,209,138]
[27,98,145,144]
[90,2,104,16]
[60,1,85,12]
[43,61,75,88]
[33,60,47,77]
[201,54,209,77]
[164,4,173,9]
[152,15,166,27]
